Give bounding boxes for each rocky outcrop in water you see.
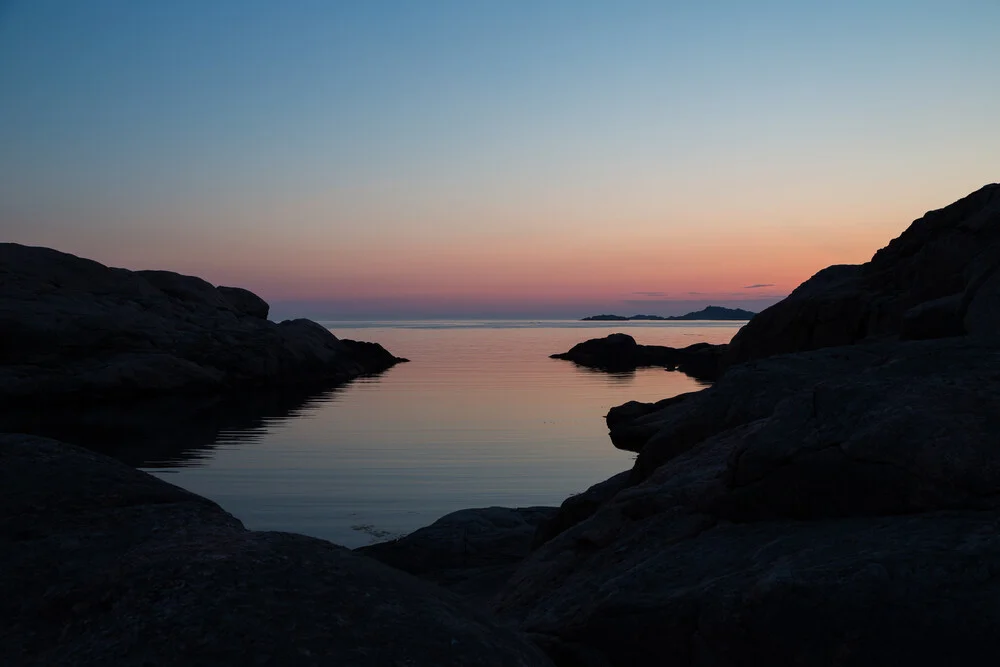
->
[550,333,726,381]
[0,244,406,402]
[0,434,552,666]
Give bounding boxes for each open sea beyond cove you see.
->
[120,320,740,548]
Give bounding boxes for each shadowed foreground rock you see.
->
[0,435,552,667]
[360,506,557,604]
[0,243,406,402]
[499,336,1000,666]
[550,333,726,381]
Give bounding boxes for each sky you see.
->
[2,0,998,319]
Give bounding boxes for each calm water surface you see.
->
[140,320,741,548]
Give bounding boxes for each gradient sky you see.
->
[2,1,998,318]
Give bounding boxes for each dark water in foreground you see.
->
[29,321,742,548]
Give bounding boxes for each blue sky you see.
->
[2,1,998,318]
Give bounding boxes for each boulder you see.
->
[0,243,406,402]
[712,339,1000,520]
[964,263,1000,337]
[360,506,557,604]
[531,471,632,548]
[218,285,270,319]
[899,293,964,340]
[0,434,552,667]
[724,183,1000,365]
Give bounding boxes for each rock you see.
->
[360,506,557,604]
[713,341,1000,521]
[0,434,553,667]
[499,507,1000,666]
[531,471,632,548]
[0,243,406,402]
[616,342,905,479]
[339,337,410,371]
[494,338,1000,666]
[218,285,270,319]
[964,262,1000,338]
[551,334,727,381]
[724,183,1000,365]
[553,341,936,541]
[899,293,964,340]
[553,333,640,368]
[605,393,696,451]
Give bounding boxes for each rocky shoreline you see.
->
[3,184,1000,665]
[0,435,551,666]
[0,243,407,403]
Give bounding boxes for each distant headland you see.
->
[582,305,757,321]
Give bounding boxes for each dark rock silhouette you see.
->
[663,305,757,320]
[582,306,756,321]
[501,505,1000,666]
[0,435,553,666]
[217,285,270,319]
[724,183,1000,366]
[550,333,726,381]
[360,506,557,605]
[0,243,406,402]
[530,471,632,549]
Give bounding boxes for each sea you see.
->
[46,320,744,549]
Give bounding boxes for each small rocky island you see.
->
[582,305,757,321]
[4,183,1000,666]
[550,333,726,381]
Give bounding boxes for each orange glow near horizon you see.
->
[36,195,920,305]
[7,174,993,317]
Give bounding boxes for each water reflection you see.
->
[0,380,370,468]
[565,359,714,386]
[570,364,638,384]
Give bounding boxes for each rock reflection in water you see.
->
[0,380,371,468]
[567,358,714,387]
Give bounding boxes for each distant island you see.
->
[582,305,757,321]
